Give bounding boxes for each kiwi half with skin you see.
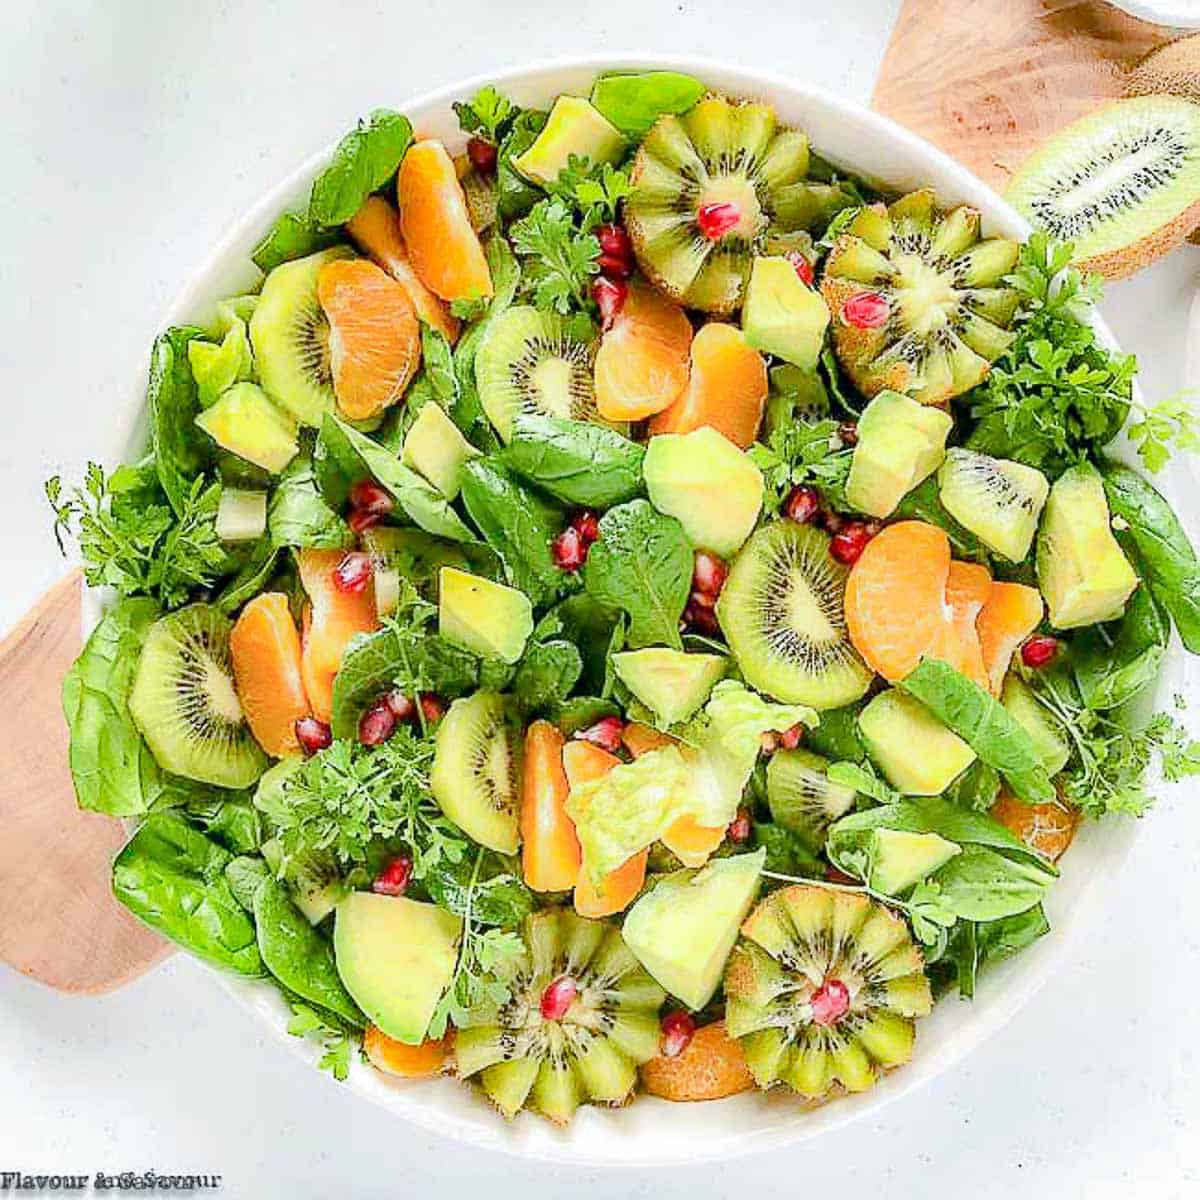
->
[128,605,267,788]
[716,521,873,709]
[455,909,665,1124]
[724,884,932,1099]
[474,306,609,442]
[766,747,858,853]
[821,189,1020,405]
[625,96,859,314]
[430,691,522,853]
[1006,95,1200,279]
[250,246,354,426]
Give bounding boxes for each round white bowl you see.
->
[97,54,1200,1166]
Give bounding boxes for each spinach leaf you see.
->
[216,538,281,615]
[251,211,341,274]
[253,877,364,1027]
[497,109,548,221]
[182,796,262,854]
[268,453,354,549]
[513,639,583,713]
[501,414,645,507]
[752,822,824,879]
[931,844,1054,921]
[535,594,621,694]
[929,903,1050,999]
[898,660,1055,803]
[422,855,533,927]
[62,598,166,816]
[943,760,1002,812]
[225,854,271,911]
[590,71,706,139]
[582,499,692,649]
[309,110,413,226]
[147,327,210,515]
[112,813,264,976]
[976,902,1050,961]
[1100,459,1200,653]
[423,324,459,409]
[804,703,867,762]
[893,477,991,563]
[1072,579,1167,710]
[460,458,572,604]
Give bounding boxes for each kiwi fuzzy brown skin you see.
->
[1126,33,1200,106]
[641,1021,755,1102]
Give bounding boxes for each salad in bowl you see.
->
[47,64,1200,1139]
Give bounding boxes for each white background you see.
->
[2,2,1199,1196]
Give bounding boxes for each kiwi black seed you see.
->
[128,604,267,788]
[766,747,858,852]
[716,521,873,710]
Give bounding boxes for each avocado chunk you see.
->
[612,647,726,726]
[438,566,533,664]
[741,256,831,369]
[333,892,462,1044]
[643,427,764,557]
[1001,675,1070,774]
[1037,462,1139,629]
[867,828,960,895]
[401,401,480,499]
[195,382,299,474]
[214,488,267,543]
[858,689,976,795]
[512,95,626,187]
[622,848,765,1010]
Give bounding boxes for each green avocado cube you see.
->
[858,689,975,795]
[195,381,299,474]
[612,647,726,726]
[438,567,533,664]
[741,256,831,370]
[867,828,960,895]
[512,95,626,187]
[401,401,480,499]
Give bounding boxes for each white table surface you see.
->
[2,2,1199,1196]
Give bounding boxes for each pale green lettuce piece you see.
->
[189,317,255,409]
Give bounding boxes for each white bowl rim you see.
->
[98,52,1192,1166]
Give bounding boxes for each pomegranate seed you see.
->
[842,292,889,329]
[829,521,873,565]
[689,588,716,611]
[1021,635,1060,668]
[692,551,728,600]
[786,251,814,286]
[592,275,628,329]
[552,525,588,571]
[825,864,860,886]
[779,724,804,751]
[372,854,413,897]
[348,508,384,534]
[783,485,820,525]
[837,422,859,447]
[727,808,752,843]
[466,136,498,175]
[810,978,851,1027]
[572,510,601,545]
[598,251,635,279]
[358,701,397,746]
[294,717,332,756]
[576,716,624,754]
[540,975,578,1021]
[696,201,741,240]
[819,509,844,535]
[350,480,394,517]
[418,693,446,725]
[385,690,416,722]
[683,599,721,636]
[660,1010,696,1058]
[333,551,372,594]
[596,223,632,261]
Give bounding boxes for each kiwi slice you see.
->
[1006,95,1200,279]
[724,884,932,1099]
[249,246,354,427]
[430,691,522,853]
[716,522,873,710]
[820,189,1020,406]
[474,306,609,442]
[455,909,665,1124]
[128,605,267,788]
[766,748,857,853]
[261,836,344,925]
[937,448,1050,563]
[768,364,830,425]
[625,96,857,314]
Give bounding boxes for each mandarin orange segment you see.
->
[844,521,952,681]
[520,720,582,892]
[990,792,1078,862]
[647,322,768,449]
[977,581,1045,695]
[229,593,310,757]
[398,140,493,303]
[317,258,421,422]
[364,1024,452,1078]
[925,560,992,690]
[661,814,725,867]
[298,604,334,722]
[594,281,692,421]
[641,1021,754,1102]
[345,195,460,343]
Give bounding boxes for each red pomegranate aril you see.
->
[810,978,851,1026]
[358,701,397,747]
[333,551,373,595]
[572,510,601,545]
[372,854,413,897]
[1021,635,1060,668]
[350,479,394,517]
[689,588,716,612]
[692,550,728,600]
[596,223,632,261]
[727,808,752,844]
[842,291,889,329]
[598,251,635,280]
[660,1010,696,1058]
[540,975,578,1021]
[385,690,416,722]
[683,600,721,636]
[696,201,741,241]
[830,522,872,566]
[348,508,384,535]
[783,485,820,525]
[760,731,780,755]
[819,509,844,535]
[576,716,624,754]
[294,717,332,756]
[418,693,446,725]
[786,251,815,286]
[592,276,628,329]
[779,724,804,751]
[466,136,498,175]
[552,526,588,571]
[837,422,859,447]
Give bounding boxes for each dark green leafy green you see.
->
[803,704,867,762]
[147,326,210,515]
[453,86,518,143]
[931,844,1054,921]
[421,853,533,928]
[1072,581,1167,710]
[943,759,1002,812]
[752,822,824,879]
[309,110,412,226]
[589,70,706,138]
[509,199,599,315]
[535,594,620,694]
[251,212,341,274]
[551,695,620,734]
[748,416,851,516]
[496,109,548,220]
[512,639,583,713]
[268,453,354,549]
[182,796,262,854]
[216,539,281,614]
[224,854,270,911]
